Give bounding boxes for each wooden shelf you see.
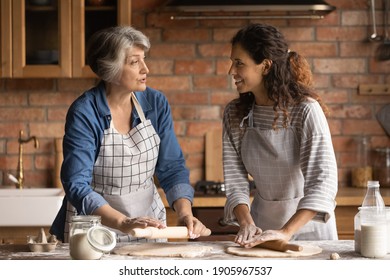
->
[358,84,390,95]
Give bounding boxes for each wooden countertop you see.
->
[159,187,390,208]
[0,240,388,260]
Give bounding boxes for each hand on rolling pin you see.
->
[120,216,166,233]
[177,215,211,239]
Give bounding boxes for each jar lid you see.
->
[87,226,116,253]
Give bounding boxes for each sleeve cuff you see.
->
[81,191,108,215]
[165,183,194,209]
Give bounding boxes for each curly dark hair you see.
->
[232,23,328,129]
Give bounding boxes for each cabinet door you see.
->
[12,0,72,78]
[72,0,132,78]
[0,0,12,78]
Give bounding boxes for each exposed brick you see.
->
[5,79,54,91]
[164,91,209,105]
[175,60,214,75]
[321,90,349,104]
[147,76,190,92]
[178,137,204,155]
[213,28,241,42]
[29,123,65,139]
[317,27,368,42]
[198,43,231,57]
[193,75,229,90]
[147,59,174,75]
[57,78,96,92]
[313,58,366,74]
[0,0,388,188]
[369,59,390,74]
[132,0,166,11]
[281,27,314,41]
[149,43,195,58]
[343,119,384,135]
[327,119,342,135]
[0,123,26,138]
[172,106,221,121]
[216,58,231,75]
[289,42,337,57]
[340,42,374,58]
[0,91,27,106]
[210,90,237,106]
[163,29,211,42]
[342,11,369,26]
[333,75,381,88]
[146,12,198,29]
[0,108,45,122]
[186,121,222,137]
[29,91,79,106]
[173,121,186,137]
[48,108,67,122]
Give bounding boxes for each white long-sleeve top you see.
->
[223,98,338,225]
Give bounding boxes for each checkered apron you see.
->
[64,92,166,242]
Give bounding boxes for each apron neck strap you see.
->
[131,92,146,122]
[239,103,254,128]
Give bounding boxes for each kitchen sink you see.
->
[0,188,64,226]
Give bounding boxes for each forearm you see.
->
[281,209,317,238]
[172,198,193,218]
[92,204,127,230]
[233,204,255,226]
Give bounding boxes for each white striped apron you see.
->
[64,92,166,242]
[241,106,337,240]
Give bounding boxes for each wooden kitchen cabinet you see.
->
[0,0,131,78]
[0,0,12,77]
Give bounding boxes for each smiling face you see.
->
[228,43,267,97]
[116,46,149,92]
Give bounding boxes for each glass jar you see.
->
[360,207,387,258]
[386,207,390,254]
[354,207,361,253]
[69,215,116,260]
[373,147,390,188]
[352,135,372,188]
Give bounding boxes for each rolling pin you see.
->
[256,240,303,252]
[130,226,211,239]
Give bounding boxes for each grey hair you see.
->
[86,26,150,82]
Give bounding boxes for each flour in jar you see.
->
[69,233,103,260]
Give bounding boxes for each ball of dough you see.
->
[330,252,340,260]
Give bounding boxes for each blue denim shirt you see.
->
[50,82,194,240]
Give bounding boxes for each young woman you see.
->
[223,23,338,248]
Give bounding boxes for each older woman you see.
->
[50,26,209,242]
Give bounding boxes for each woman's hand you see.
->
[241,229,290,248]
[235,224,262,246]
[178,214,211,239]
[119,216,166,233]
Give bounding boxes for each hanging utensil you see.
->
[370,0,382,41]
[375,0,390,60]
[376,103,390,136]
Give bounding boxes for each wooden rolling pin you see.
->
[130,226,211,239]
[256,240,303,252]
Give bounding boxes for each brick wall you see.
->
[0,0,389,188]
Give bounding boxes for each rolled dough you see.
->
[226,244,322,258]
[114,243,213,258]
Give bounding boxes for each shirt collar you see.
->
[94,81,153,120]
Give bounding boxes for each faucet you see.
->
[13,130,39,189]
